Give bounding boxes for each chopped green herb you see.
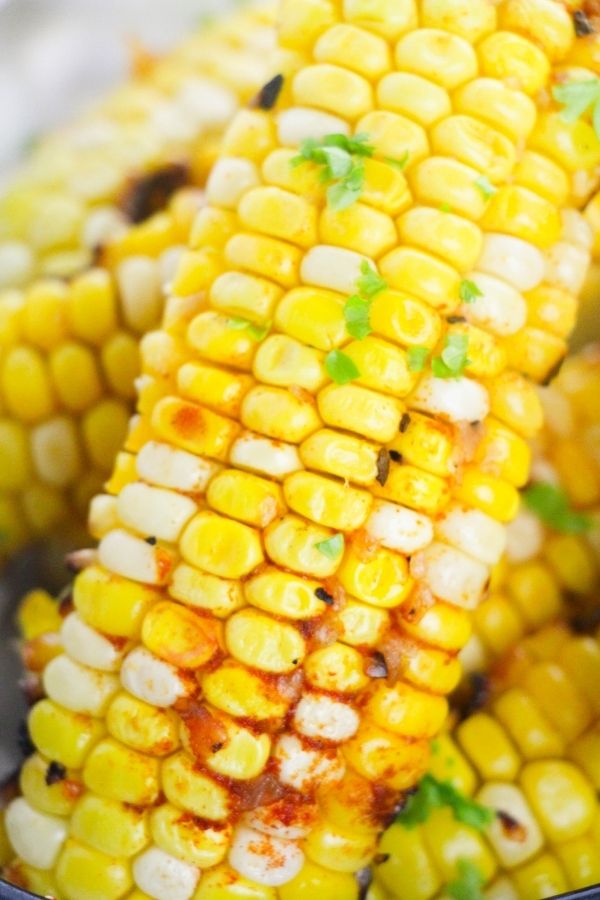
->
[523,482,592,535]
[474,175,497,201]
[407,346,430,372]
[227,317,269,341]
[439,202,452,213]
[447,860,485,900]
[396,775,494,831]
[553,78,600,139]
[325,349,360,385]
[344,295,372,340]
[431,739,440,755]
[459,280,483,305]
[385,151,410,171]
[291,133,374,211]
[432,334,470,379]
[357,260,387,299]
[227,316,250,330]
[315,533,345,559]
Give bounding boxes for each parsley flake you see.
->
[407,346,430,372]
[357,260,387,298]
[291,133,374,211]
[325,349,360,384]
[344,295,372,340]
[432,334,470,379]
[523,482,592,535]
[459,280,483,305]
[553,78,600,139]
[227,317,269,341]
[385,151,410,171]
[439,202,452,213]
[396,775,494,831]
[315,533,345,559]
[474,175,497,201]
[447,860,485,900]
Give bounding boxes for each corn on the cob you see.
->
[0,7,274,558]
[371,621,600,900]
[4,1,600,898]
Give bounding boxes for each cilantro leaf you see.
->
[227,316,250,330]
[447,860,485,900]
[291,133,373,210]
[315,533,345,559]
[327,160,366,211]
[344,295,372,340]
[396,775,494,831]
[325,349,360,384]
[522,482,592,535]
[227,317,269,341]
[432,334,470,379]
[474,175,497,201]
[385,151,410,171]
[439,202,452,213]
[357,260,387,299]
[407,346,430,372]
[459,280,483,305]
[553,79,600,138]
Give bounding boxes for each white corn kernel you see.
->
[461,272,526,337]
[116,256,162,333]
[121,646,189,708]
[0,241,34,288]
[412,542,489,609]
[30,417,81,488]
[293,694,359,742]
[477,783,543,868]
[561,209,593,250]
[61,612,124,672]
[206,157,261,209]
[477,234,545,291]
[538,385,574,438]
[545,241,590,294]
[43,654,119,716]
[274,734,345,793]
[244,803,315,840]
[277,107,350,146]
[136,440,220,493]
[159,246,187,288]
[88,494,120,540]
[505,508,544,564]
[229,825,304,887]
[98,528,173,585]
[486,878,519,900]
[301,245,373,295]
[82,206,127,249]
[177,77,238,130]
[366,500,433,554]
[5,798,67,870]
[435,505,506,566]
[230,431,303,479]
[410,374,489,423]
[133,845,200,900]
[117,482,197,543]
[459,634,489,674]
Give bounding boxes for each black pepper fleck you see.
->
[252,74,284,110]
[211,743,224,753]
[376,448,390,486]
[447,315,466,324]
[574,10,594,35]
[315,587,334,605]
[399,412,411,433]
[373,854,390,865]
[365,651,388,679]
[145,536,157,545]
[389,450,402,462]
[291,658,299,665]
[45,761,67,786]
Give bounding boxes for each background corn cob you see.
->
[370,621,600,900]
[0,6,275,560]
[2,1,599,898]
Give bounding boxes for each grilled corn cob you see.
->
[371,621,600,900]
[4,1,600,898]
[0,7,274,558]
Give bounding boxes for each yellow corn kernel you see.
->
[345,719,429,790]
[82,399,130,471]
[207,469,285,528]
[380,246,460,313]
[74,565,159,638]
[523,662,591,742]
[342,0,417,39]
[454,467,519,523]
[23,280,68,349]
[0,418,30,490]
[367,680,448,739]
[220,108,276,162]
[499,0,574,61]
[424,806,498,883]
[225,233,302,289]
[163,751,232,821]
[452,323,506,380]
[49,341,102,411]
[361,157,412,216]
[210,271,282,323]
[370,289,442,349]
[253,335,326,393]
[242,385,321,442]
[482,185,562,249]
[402,602,472,652]
[473,593,524,658]
[454,78,537,143]
[373,463,450,516]
[456,713,520,781]
[521,760,596,842]
[344,336,415,396]
[238,186,317,248]
[525,284,576,339]
[305,643,369,693]
[279,859,357,900]
[101,332,139,399]
[557,835,600,890]
[338,544,412,609]
[19,754,80,818]
[314,22,390,79]
[531,111,600,174]
[225,608,305,674]
[513,150,570,208]
[390,412,454,477]
[320,202,396,257]
[395,27,477,89]
[300,428,379,485]
[152,396,240,461]
[493,688,565,759]
[318,383,403,443]
[478,31,550,95]
[335,598,389,649]
[171,248,224,297]
[193,861,276,899]
[178,362,253,419]
[71,794,149,859]
[180,510,263,579]
[409,157,487,221]
[55,840,132,900]
[66,269,117,345]
[16,589,61,641]
[294,64,373,120]
[170,565,245,620]
[187,714,270,782]
[432,115,516,185]
[1,346,55,423]
[187,311,258,371]
[262,148,325,202]
[151,805,231,869]
[358,111,429,169]
[505,561,562,628]
[511,853,568,900]
[106,692,179,757]
[22,482,68,533]
[264,514,343,578]
[547,533,598,597]
[29,699,105,769]
[284,471,371,531]
[429,734,477,795]
[560,638,600,716]
[245,569,327,620]
[201,660,289,722]
[142,601,221,670]
[304,820,377,874]
[375,823,441,900]
[397,206,482,273]
[275,286,346,351]
[83,738,159,806]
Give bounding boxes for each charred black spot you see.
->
[365,651,388,679]
[315,587,334,605]
[376,448,390,486]
[575,9,595,35]
[447,315,466,324]
[145,536,157,545]
[356,866,373,900]
[541,355,565,387]
[291,658,299,665]
[497,809,528,842]
[210,743,224,753]
[45,761,67,786]
[570,602,600,633]
[459,672,491,719]
[121,163,189,224]
[252,74,284,110]
[17,721,35,758]
[399,412,411,433]
[389,450,402,462]
[373,854,390,865]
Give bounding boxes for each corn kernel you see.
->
[225,608,305,674]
